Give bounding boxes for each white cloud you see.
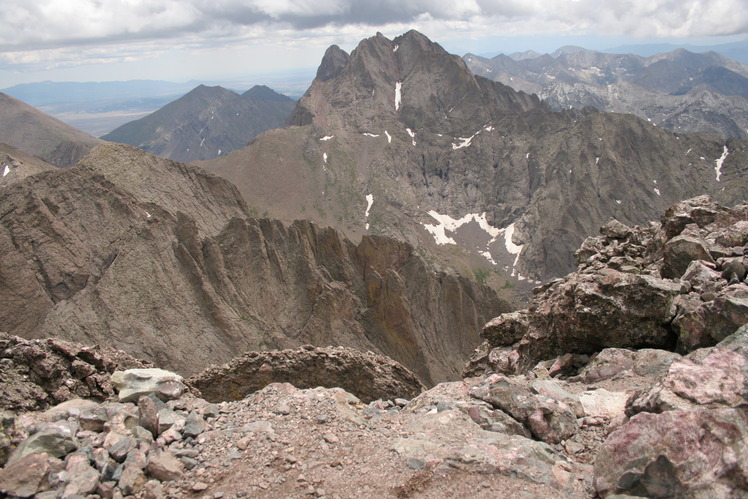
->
[1,0,746,78]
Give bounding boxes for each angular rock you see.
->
[469,375,578,444]
[7,425,78,465]
[594,408,748,497]
[630,326,748,414]
[118,461,146,496]
[578,389,629,419]
[673,293,748,352]
[111,368,186,403]
[183,411,206,437]
[138,395,160,437]
[63,453,100,496]
[145,450,184,481]
[481,312,529,347]
[662,234,715,279]
[0,452,63,498]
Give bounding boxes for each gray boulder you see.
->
[111,368,186,403]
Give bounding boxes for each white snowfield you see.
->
[395,82,402,111]
[2,165,9,177]
[365,194,374,230]
[423,211,528,279]
[320,135,334,141]
[715,145,729,181]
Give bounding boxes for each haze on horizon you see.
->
[2,0,747,88]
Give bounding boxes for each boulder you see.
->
[469,375,578,444]
[6,425,77,465]
[0,452,63,498]
[661,234,714,279]
[111,368,186,403]
[145,450,184,481]
[594,408,748,498]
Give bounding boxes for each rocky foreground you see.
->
[0,195,746,498]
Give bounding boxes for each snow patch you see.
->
[363,133,379,137]
[406,128,416,146]
[484,125,494,132]
[526,152,530,159]
[200,137,206,147]
[2,165,8,177]
[685,148,692,155]
[393,44,399,52]
[365,194,374,230]
[423,211,501,247]
[654,188,661,196]
[320,135,334,141]
[595,156,600,165]
[715,145,729,182]
[452,135,475,150]
[384,130,392,143]
[395,82,402,111]
[481,251,497,265]
[145,211,152,218]
[323,153,328,163]
[217,149,221,155]
[615,200,622,204]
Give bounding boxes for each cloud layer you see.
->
[2,0,747,74]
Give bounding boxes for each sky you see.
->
[2,0,747,88]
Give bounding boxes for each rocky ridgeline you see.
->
[190,345,425,404]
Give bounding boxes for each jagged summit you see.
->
[291,30,545,135]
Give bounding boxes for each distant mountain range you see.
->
[465,47,748,139]
[1,72,314,136]
[101,84,296,163]
[0,93,101,167]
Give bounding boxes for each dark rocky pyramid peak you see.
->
[241,85,292,101]
[316,44,350,82]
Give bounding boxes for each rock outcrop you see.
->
[191,345,425,404]
[0,332,149,414]
[465,196,748,376]
[0,142,509,385]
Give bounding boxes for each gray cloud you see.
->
[1,0,746,74]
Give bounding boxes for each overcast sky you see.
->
[2,0,747,88]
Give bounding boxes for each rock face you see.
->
[466,196,748,376]
[190,345,425,404]
[465,47,748,140]
[0,332,149,413]
[0,142,508,385]
[204,30,748,282]
[0,93,101,167]
[102,84,296,163]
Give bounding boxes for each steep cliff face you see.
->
[0,143,507,384]
[204,30,748,283]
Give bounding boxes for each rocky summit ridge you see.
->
[203,30,748,284]
[1,196,746,498]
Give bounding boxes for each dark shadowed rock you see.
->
[190,345,426,404]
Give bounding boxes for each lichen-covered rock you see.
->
[594,408,748,498]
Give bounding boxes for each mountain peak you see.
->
[316,44,350,82]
